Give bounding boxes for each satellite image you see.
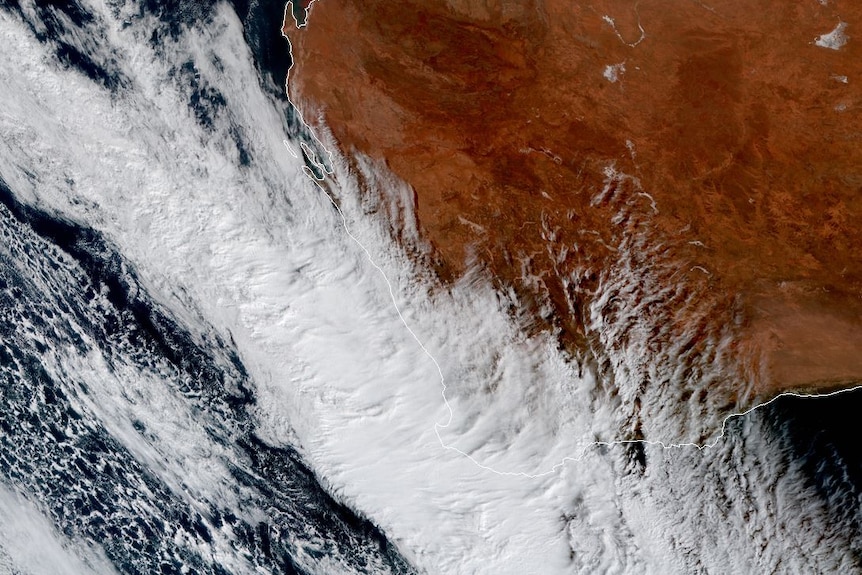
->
[0,0,860,572]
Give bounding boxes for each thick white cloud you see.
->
[0,483,118,575]
[0,1,857,573]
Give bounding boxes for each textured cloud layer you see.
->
[0,0,858,573]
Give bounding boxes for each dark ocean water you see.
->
[0,0,859,572]
[0,176,415,573]
[0,0,413,572]
[765,390,862,546]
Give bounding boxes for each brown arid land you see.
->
[283,0,862,412]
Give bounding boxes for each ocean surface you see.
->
[0,0,859,572]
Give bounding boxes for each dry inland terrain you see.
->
[284,0,862,407]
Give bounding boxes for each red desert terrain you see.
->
[284,0,862,405]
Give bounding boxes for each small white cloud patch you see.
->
[603,62,626,83]
[816,22,849,50]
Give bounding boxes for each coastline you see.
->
[281,0,862,469]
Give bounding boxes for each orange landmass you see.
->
[285,0,862,402]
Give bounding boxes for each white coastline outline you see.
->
[280,2,862,479]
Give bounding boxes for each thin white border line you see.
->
[302,166,862,478]
[280,5,862,479]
